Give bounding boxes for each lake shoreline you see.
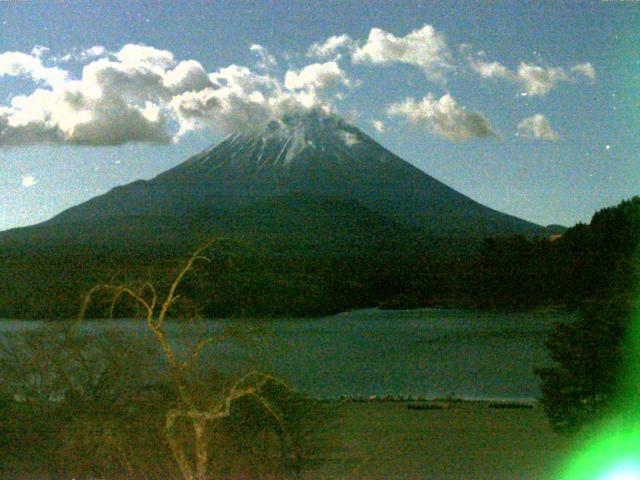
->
[0,302,572,323]
[0,308,568,401]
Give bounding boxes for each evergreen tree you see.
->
[536,197,639,432]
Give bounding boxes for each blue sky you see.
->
[0,0,637,230]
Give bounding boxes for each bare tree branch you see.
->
[157,240,219,328]
[76,238,284,480]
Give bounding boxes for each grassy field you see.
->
[305,401,573,480]
[0,399,574,479]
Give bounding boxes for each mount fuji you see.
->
[2,109,548,246]
[0,109,563,318]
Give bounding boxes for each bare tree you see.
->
[79,239,284,480]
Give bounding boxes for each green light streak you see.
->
[556,416,640,479]
[555,247,640,479]
[552,8,640,470]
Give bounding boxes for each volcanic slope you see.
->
[4,110,547,244]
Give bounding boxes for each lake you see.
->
[0,308,570,400]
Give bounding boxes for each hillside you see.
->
[0,110,566,319]
[29,110,547,241]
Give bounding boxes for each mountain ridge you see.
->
[31,109,549,240]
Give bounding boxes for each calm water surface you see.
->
[0,308,570,400]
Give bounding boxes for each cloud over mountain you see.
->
[0,43,350,146]
[171,60,348,136]
[0,25,597,147]
[284,61,349,91]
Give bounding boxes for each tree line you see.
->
[0,198,636,320]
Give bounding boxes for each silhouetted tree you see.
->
[537,297,633,432]
[536,197,639,432]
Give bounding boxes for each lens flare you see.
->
[555,234,640,480]
[598,461,640,480]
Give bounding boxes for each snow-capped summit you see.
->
[163,109,388,175]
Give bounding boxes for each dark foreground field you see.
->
[305,401,572,480]
[0,397,580,479]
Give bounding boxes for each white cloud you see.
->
[172,64,279,134]
[30,45,50,58]
[1,85,171,146]
[21,174,38,188]
[284,61,349,91]
[0,40,350,145]
[307,34,356,58]
[0,44,190,146]
[0,51,69,87]
[80,57,167,99]
[83,45,107,58]
[465,48,596,96]
[371,119,385,133]
[516,63,569,96]
[209,64,277,92]
[516,114,559,141]
[462,47,514,81]
[250,44,278,71]
[170,61,337,136]
[58,45,108,63]
[164,60,213,94]
[352,25,453,83]
[170,58,347,137]
[170,86,271,135]
[571,62,596,82]
[114,44,175,68]
[468,58,513,80]
[387,93,496,142]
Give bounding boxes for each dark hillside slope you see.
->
[36,110,546,240]
[0,110,558,319]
